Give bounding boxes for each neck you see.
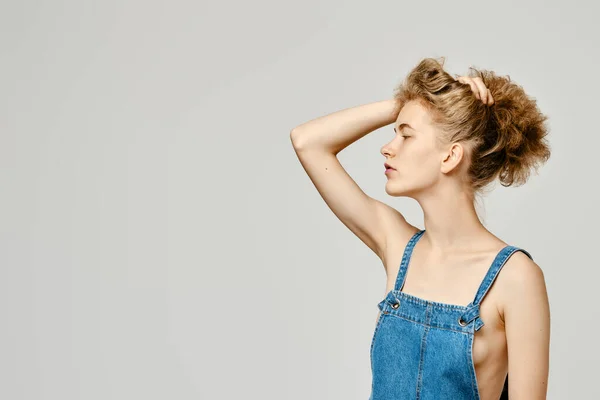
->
[414,183,489,252]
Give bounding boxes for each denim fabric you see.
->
[369,229,532,400]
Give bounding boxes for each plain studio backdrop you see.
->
[1,0,597,399]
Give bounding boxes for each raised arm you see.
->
[290,99,416,262]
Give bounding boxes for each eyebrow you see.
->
[393,122,417,133]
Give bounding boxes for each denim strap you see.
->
[393,229,426,292]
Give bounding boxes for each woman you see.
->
[290,58,551,399]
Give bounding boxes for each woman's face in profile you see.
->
[381,100,450,198]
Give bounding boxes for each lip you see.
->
[384,163,396,174]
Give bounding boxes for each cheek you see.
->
[400,150,440,183]
[402,144,438,170]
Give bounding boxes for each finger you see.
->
[472,78,488,103]
[472,77,488,103]
[487,89,494,105]
[458,77,480,99]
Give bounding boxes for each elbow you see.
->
[290,127,308,151]
[290,127,330,153]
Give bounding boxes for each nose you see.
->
[380,143,394,158]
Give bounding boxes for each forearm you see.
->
[290,99,398,155]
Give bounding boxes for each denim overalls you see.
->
[369,229,533,400]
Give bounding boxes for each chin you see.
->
[385,182,408,197]
[385,180,422,198]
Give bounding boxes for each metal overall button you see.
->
[458,316,468,326]
[391,301,400,309]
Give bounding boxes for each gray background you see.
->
[1,0,597,399]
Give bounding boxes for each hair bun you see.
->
[470,67,551,187]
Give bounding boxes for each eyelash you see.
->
[393,129,410,139]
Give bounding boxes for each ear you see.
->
[441,142,464,174]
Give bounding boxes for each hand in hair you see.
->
[456,75,495,105]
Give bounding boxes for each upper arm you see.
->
[501,252,551,399]
[290,140,412,261]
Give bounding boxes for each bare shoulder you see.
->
[495,250,549,321]
[499,250,551,395]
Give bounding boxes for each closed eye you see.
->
[394,127,411,139]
